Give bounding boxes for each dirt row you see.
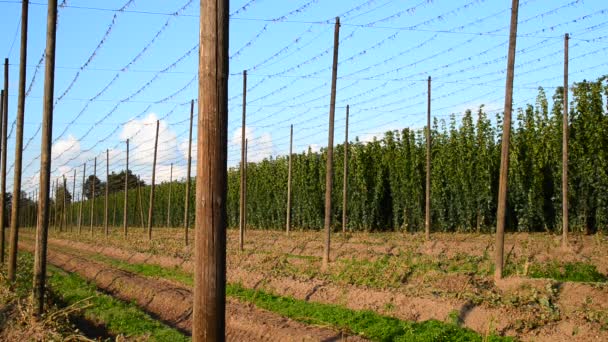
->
[34,235,608,342]
[18,241,364,341]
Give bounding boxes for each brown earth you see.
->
[25,234,608,342]
[18,240,365,342]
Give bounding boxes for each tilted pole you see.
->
[78,163,85,234]
[184,100,194,245]
[286,124,293,235]
[342,105,349,234]
[562,33,569,247]
[104,150,109,236]
[425,76,431,240]
[495,0,519,281]
[7,0,29,283]
[124,139,129,236]
[192,0,228,338]
[239,70,246,251]
[322,17,341,270]
[32,0,58,317]
[1,59,9,263]
[90,157,96,236]
[167,163,173,227]
[147,120,159,240]
[71,169,75,231]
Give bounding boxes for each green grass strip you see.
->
[528,261,607,282]
[79,250,513,341]
[18,253,189,342]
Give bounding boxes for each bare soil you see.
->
[24,231,608,342]
[18,240,365,341]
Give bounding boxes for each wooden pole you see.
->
[286,124,293,235]
[7,0,29,282]
[322,17,340,270]
[90,157,96,235]
[1,58,9,263]
[53,179,58,231]
[193,0,228,338]
[137,179,145,228]
[495,0,519,281]
[61,176,66,232]
[184,100,194,245]
[147,120,159,240]
[342,105,349,234]
[244,138,247,236]
[167,163,173,227]
[124,139,129,236]
[239,70,246,251]
[71,169,75,231]
[33,0,57,317]
[104,150,109,236]
[112,192,117,227]
[562,33,569,246]
[425,76,431,240]
[78,163,85,234]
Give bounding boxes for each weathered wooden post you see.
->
[193,0,228,338]
[90,157,96,235]
[322,17,340,270]
[562,33,569,246]
[124,139,129,236]
[147,120,159,240]
[33,0,58,317]
[342,105,349,234]
[286,124,293,235]
[425,76,431,240]
[184,100,194,245]
[167,163,173,227]
[495,0,519,281]
[78,163,85,234]
[7,0,29,283]
[239,70,246,251]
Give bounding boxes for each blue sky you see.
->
[0,0,607,197]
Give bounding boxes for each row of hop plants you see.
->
[44,76,608,234]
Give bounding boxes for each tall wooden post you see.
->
[147,120,159,240]
[286,124,293,235]
[342,105,349,233]
[7,0,29,282]
[239,70,247,251]
[184,100,194,245]
[322,17,340,270]
[71,169,75,230]
[193,0,228,338]
[33,0,58,317]
[495,0,519,281]
[104,150,109,236]
[137,179,145,228]
[562,33,569,246]
[425,76,431,240]
[90,157,96,235]
[78,163,85,234]
[0,93,3,254]
[124,139,129,236]
[112,193,117,227]
[61,176,66,232]
[53,179,58,231]
[167,163,173,227]
[1,59,9,263]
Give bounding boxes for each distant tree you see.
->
[84,175,103,200]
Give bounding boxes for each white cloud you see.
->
[120,113,185,184]
[230,126,273,163]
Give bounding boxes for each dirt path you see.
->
[18,241,364,341]
[25,235,608,342]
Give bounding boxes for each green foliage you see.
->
[68,76,608,234]
[528,261,607,283]
[6,252,188,341]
